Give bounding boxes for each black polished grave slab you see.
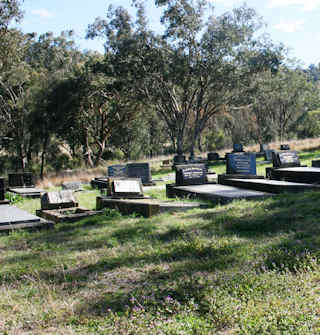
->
[219,177,320,194]
[9,187,44,198]
[167,184,273,204]
[269,167,320,184]
[127,163,154,185]
[175,164,207,186]
[108,165,128,178]
[272,150,300,168]
[226,153,256,175]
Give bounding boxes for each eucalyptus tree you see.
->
[87,0,283,157]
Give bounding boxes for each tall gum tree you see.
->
[87,0,283,157]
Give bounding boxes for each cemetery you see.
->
[3,0,320,333]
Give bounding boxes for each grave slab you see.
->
[166,184,273,204]
[9,187,44,198]
[269,166,320,184]
[219,177,320,193]
[0,205,53,231]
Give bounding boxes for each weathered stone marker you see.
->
[226,153,256,175]
[41,190,78,210]
[175,164,207,186]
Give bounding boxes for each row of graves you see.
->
[167,145,320,204]
[0,173,53,231]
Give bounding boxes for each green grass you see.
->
[2,149,320,334]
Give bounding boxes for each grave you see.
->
[96,196,209,218]
[104,178,144,198]
[272,150,300,169]
[166,183,273,204]
[8,172,33,188]
[127,163,154,186]
[0,177,9,205]
[173,155,186,164]
[9,187,45,198]
[175,164,207,186]
[108,164,128,178]
[0,205,53,231]
[232,144,244,153]
[280,144,290,150]
[61,181,83,192]
[207,152,220,161]
[226,152,257,176]
[268,167,320,184]
[91,177,109,189]
[219,177,320,194]
[41,190,78,210]
[312,160,320,168]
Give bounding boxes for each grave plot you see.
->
[0,205,53,231]
[267,150,320,184]
[166,183,273,204]
[7,172,44,198]
[37,190,101,223]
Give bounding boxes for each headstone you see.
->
[272,150,300,169]
[280,144,290,150]
[260,144,270,152]
[61,181,83,192]
[41,190,78,210]
[106,178,144,198]
[127,163,152,185]
[107,165,128,178]
[232,144,244,153]
[226,153,256,175]
[174,155,186,164]
[8,172,33,188]
[207,152,219,161]
[175,164,207,186]
[264,149,274,161]
[312,160,320,168]
[0,177,5,201]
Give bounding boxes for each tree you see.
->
[87,0,283,157]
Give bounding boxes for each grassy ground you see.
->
[1,148,320,334]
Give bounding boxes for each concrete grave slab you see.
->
[166,184,274,204]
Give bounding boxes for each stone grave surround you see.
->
[272,150,300,169]
[175,164,207,186]
[226,152,256,176]
[41,190,78,210]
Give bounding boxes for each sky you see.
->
[15,0,320,67]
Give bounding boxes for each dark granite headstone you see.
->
[175,164,207,186]
[8,172,33,187]
[233,144,244,153]
[174,155,186,164]
[61,181,83,192]
[264,149,274,161]
[312,160,320,168]
[127,163,152,185]
[226,153,256,175]
[280,144,290,150]
[208,152,219,161]
[0,177,4,202]
[272,150,300,168]
[108,165,128,178]
[41,190,78,210]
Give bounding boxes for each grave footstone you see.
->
[175,164,207,186]
[41,190,78,210]
[127,163,153,185]
[272,150,300,169]
[61,181,83,192]
[226,153,256,175]
[108,165,128,178]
